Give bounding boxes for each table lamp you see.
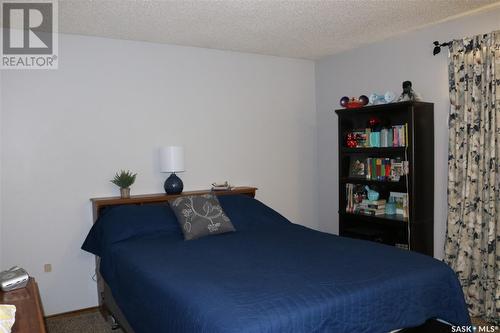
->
[160,146,185,194]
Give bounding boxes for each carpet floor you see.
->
[46,311,123,333]
[45,309,497,333]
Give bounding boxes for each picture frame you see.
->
[349,158,366,178]
[389,192,409,218]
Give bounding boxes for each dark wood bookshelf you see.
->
[335,101,434,256]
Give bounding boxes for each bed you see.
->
[82,188,470,333]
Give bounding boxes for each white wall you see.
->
[315,7,500,259]
[0,34,316,315]
[0,70,3,269]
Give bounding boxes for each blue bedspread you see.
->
[82,195,470,333]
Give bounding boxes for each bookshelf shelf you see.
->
[341,147,407,154]
[340,212,408,224]
[340,177,407,191]
[335,101,434,256]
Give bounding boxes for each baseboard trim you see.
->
[45,306,99,319]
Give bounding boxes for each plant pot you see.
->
[120,188,131,199]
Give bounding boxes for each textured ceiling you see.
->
[57,0,499,60]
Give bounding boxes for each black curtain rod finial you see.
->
[433,40,451,56]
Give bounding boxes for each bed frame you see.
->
[90,186,257,332]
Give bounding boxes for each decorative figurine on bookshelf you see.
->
[385,198,397,215]
[346,133,357,148]
[365,186,380,201]
[339,95,369,109]
[353,186,366,204]
[397,81,423,102]
[368,91,396,105]
[368,116,382,129]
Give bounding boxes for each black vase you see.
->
[164,173,183,195]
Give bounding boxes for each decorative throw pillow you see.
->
[169,194,235,240]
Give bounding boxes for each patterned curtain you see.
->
[444,31,500,324]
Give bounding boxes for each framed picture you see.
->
[349,158,366,178]
[389,192,409,218]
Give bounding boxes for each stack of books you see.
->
[355,199,386,216]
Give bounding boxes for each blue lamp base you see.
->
[164,173,183,195]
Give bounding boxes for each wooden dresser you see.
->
[0,278,46,333]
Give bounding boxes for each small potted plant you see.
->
[111,170,137,199]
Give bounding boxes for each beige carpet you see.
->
[46,311,123,333]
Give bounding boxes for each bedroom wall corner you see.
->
[1,35,317,315]
[314,5,500,258]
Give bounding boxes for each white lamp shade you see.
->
[160,146,185,173]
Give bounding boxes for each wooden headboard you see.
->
[90,186,257,223]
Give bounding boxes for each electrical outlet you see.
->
[44,264,52,273]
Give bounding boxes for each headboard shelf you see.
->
[91,186,257,222]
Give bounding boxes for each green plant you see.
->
[111,170,137,189]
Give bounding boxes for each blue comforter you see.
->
[82,195,470,333]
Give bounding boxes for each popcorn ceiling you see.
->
[57,0,497,60]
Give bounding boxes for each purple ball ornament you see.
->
[340,96,350,108]
[358,95,369,106]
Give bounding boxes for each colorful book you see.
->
[393,126,399,146]
[376,158,382,180]
[366,158,372,180]
[371,158,377,180]
[380,128,388,147]
[384,158,391,179]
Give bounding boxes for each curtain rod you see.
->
[433,40,452,56]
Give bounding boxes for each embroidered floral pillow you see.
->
[169,194,235,240]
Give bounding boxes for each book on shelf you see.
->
[346,123,408,148]
[355,207,385,216]
[346,183,355,213]
[392,124,407,147]
[395,243,409,250]
[362,157,407,181]
[359,199,386,209]
[362,199,386,205]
